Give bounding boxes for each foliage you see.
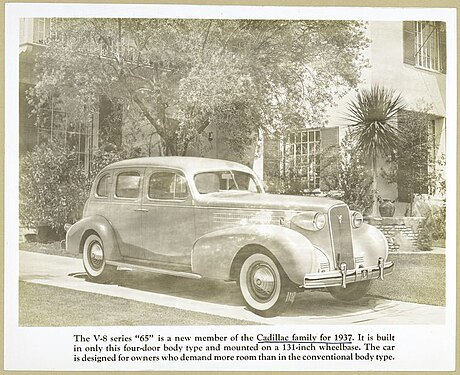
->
[264,163,311,196]
[30,18,369,157]
[20,141,141,238]
[321,131,374,213]
[430,204,446,241]
[419,202,446,242]
[417,220,433,251]
[20,142,87,235]
[345,84,405,216]
[346,85,405,160]
[415,198,446,251]
[383,108,438,210]
[88,143,143,181]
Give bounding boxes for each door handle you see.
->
[134,208,149,212]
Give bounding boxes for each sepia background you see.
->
[4,2,452,374]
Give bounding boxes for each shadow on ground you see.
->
[74,269,395,319]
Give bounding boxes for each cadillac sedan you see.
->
[66,157,393,317]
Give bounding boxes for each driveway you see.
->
[19,251,445,325]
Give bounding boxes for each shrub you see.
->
[20,141,142,240]
[416,202,446,251]
[321,131,374,214]
[424,203,446,241]
[417,219,433,251]
[20,142,87,237]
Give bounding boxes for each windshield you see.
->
[194,170,262,194]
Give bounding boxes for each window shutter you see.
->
[319,127,339,191]
[403,21,416,65]
[439,22,447,74]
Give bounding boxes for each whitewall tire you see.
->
[239,253,296,317]
[82,234,114,283]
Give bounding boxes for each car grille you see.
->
[329,205,354,269]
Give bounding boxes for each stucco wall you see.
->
[327,21,446,126]
[325,21,446,202]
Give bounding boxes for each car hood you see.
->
[194,191,344,213]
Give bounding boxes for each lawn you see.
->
[20,241,446,307]
[369,252,445,306]
[19,281,255,326]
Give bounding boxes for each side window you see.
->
[96,174,110,197]
[115,172,141,199]
[148,172,188,200]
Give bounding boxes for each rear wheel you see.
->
[239,253,296,317]
[82,234,115,283]
[328,280,372,302]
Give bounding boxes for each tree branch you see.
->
[130,92,165,139]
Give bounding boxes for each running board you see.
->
[106,261,202,279]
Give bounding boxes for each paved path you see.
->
[19,251,445,325]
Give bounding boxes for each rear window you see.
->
[115,172,141,199]
[96,175,110,197]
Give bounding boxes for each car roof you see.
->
[101,156,254,175]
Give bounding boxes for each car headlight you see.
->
[351,211,364,228]
[313,212,326,230]
[291,212,326,231]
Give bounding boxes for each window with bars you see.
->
[285,130,321,190]
[36,98,94,171]
[403,21,446,73]
[415,21,444,71]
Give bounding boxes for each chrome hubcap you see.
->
[89,242,104,269]
[249,263,276,301]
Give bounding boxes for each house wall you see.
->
[325,21,446,203]
[328,21,446,125]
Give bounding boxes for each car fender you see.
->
[352,223,389,266]
[66,215,122,261]
[191,224,317,285]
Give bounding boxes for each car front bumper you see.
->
[303,257,394,289]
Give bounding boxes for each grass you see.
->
[20,241,446,308]
[19,240,80,258]
[369,252,445,306]
[432,238,446,248]
[19,281,255,326]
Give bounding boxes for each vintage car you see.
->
[66,156,393,317]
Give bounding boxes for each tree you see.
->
[30,18,369,157]
[346,85,405,217]
[321,130,373,213]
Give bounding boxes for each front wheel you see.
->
[82,234,115,283]
[239,253,296,317]
[328,280,372,302]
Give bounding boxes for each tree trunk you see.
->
[371,154,380,218]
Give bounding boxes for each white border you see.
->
[5,4,457,371]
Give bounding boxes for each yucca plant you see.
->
[346,85,405,217]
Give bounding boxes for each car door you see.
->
[110,168,145,259]
[141,168,196,266]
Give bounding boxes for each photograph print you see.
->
[17,13,449,326]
